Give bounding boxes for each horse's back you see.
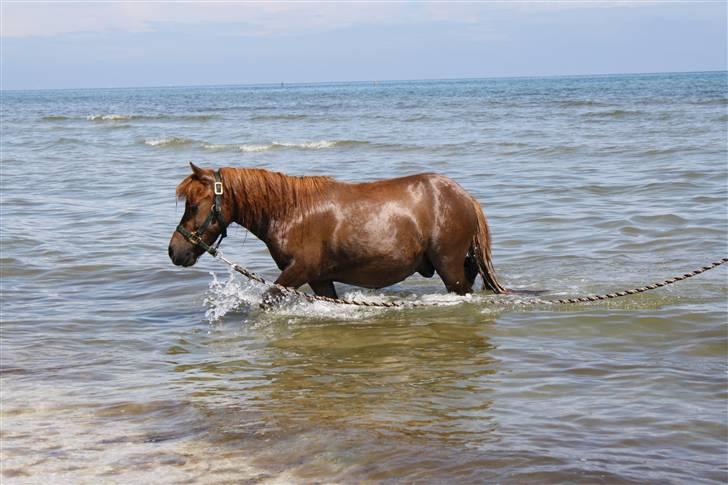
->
[320,173,478,287]
[336,172,477,242]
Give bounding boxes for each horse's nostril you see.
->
[168,245,174,260]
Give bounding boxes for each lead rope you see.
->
[212,251,727,308]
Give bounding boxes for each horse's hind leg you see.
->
[309,281,338,299]
[464,249,478,288]
[417,257,435,278]
[430,251,474,296]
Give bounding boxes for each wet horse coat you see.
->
[169,164,506,299]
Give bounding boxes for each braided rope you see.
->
[213,253,727,308]
[543,257,728,305]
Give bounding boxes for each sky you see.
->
[1,1,726,90]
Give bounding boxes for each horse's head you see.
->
[169,163,232,267]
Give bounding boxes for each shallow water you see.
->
[1,72,727,483]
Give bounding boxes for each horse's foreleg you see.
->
[260,261,308,309]
[309,280,338,299]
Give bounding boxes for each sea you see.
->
[1,71,726,483]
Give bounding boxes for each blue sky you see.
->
[1,2,726,90]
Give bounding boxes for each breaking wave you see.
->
[142,137,196,147]
[141,137,497,154]
[87,114,135,121]
[86,114,221,122]
[142,137,367,152]
[201,140,370,152]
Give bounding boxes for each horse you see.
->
[169,163,508,302]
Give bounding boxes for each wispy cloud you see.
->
[2,2,724,90]
[1,1,662,39]
[3,2,427,38]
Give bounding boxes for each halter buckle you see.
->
[214,181,223,195]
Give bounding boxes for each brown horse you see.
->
[169,163,507,301]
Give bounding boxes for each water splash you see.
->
[203,270,511,323]
[204,270,265,322]
[203,270,385,322]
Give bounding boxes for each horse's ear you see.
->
[189,162,213,181]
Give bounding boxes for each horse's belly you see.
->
[329,247,425,288]
[333,263,417,289]
[328,200,430,288]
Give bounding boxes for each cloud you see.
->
[1,2,655,39]
[2,2,426,38]
[2,2,724,89]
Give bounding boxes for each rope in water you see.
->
[213,252,727,308]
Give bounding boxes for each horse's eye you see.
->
[189,204,198,214]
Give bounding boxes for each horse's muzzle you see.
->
[169,245,197,267]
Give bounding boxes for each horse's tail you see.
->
[469,197,508,294]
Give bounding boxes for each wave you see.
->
[249,114,308,121]
[86,113,221,122]
[494,141,530,148]
[54,137,83,145]
[41,115,72,121]
[511,144,586,157]
[557,100,611,108]
[275,140,361,149]
[640,146,687,156]
[582,109,643,119]
[691,98,728,106]
[140,136,419,153]
[202,140,370,152]
[143,137,196,147]
[403,114,434,122]
[87,114,134,121]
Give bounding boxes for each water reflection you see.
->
[171,309,502,479]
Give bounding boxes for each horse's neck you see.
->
[231,198,276,242]
[233,213,272,241]
[227,170,297,242]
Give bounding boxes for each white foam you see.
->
[172,139,349,153]
[201,269,531,324]
[204,271,266,322]
[202,271,417,322]
[143,137,193,147]
[238,144,273,152]
[274,140,337,149]
[87,114,131,121]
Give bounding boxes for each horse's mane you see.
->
[177,167,335,229]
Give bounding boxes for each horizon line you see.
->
[2,69,725,93]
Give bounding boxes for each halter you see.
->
[176,170,227,256]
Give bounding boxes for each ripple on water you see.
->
[1,73,726,483]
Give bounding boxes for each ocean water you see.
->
[1,72,726,483]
